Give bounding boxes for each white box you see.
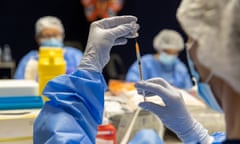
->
[0,109,40,144]
[0,80,38,96]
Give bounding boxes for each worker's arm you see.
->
[33,16,139,144]
[136,78,213,144]
[34,70,107,143]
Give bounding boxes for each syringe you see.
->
[120,41,145,144]
[135,40,146,101]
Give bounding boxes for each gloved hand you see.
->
[135,78,213,144]
[79,15,139,72]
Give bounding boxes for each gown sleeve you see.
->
[34,70,107,144]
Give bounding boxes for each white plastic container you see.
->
[0,80,38,96]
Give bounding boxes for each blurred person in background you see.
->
[14,16,83,80]
[126,29,192,90]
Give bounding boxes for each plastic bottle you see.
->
[2,44,12,62]
[96,124,117,144]
[24,57,38,80]
[38,47,66,101]
[0,47,2,62]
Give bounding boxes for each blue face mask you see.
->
[198,82,222,112]
[159,52,177,66]
[40,38,63,47]
[187,50,222,112]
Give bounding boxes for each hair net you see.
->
[153,29,184,51]
[35,16,64,36]
[177,0,240,93]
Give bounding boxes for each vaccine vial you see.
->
[3,44,12,62]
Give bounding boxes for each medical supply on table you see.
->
[0,79,42,144]
[24,58,38,80]
[2,44,12,62]
[135,40,146,102]
[0,109,40,144]
[108,79,135,96]
[38,47,66,100]
[96,124,116,144]
[0,99,42,111]
[0,80,38,96]
[0,96,43,110]
[0,79,43,110]
[14,47,82,80]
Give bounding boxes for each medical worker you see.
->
[34,16,139,144]
[126,29,192,89]
[14,16,83,80]
[135,0,240,143]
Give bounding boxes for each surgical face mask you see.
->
[40,37,63,47]
[186,44,222,112]
[198,80,222,112]
[159,52,177,66]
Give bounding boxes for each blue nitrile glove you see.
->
[135,78,213,144]
[79,15,139,72]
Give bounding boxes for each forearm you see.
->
[34,70,107,143]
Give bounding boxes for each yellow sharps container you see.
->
[38,47,66,101]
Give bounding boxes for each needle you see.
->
[135,40,146,101]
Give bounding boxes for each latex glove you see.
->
[135,78,213,144]
[79,15,139,72]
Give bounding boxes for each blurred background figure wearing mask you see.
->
[126,29,192,90]
[33,15,139,144]
[14,16,83,80]
[135,0,240,143]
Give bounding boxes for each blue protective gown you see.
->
[126,54,192,89]
[14,46,83,79]
[33,69,226,143]
[34,70,107,144]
